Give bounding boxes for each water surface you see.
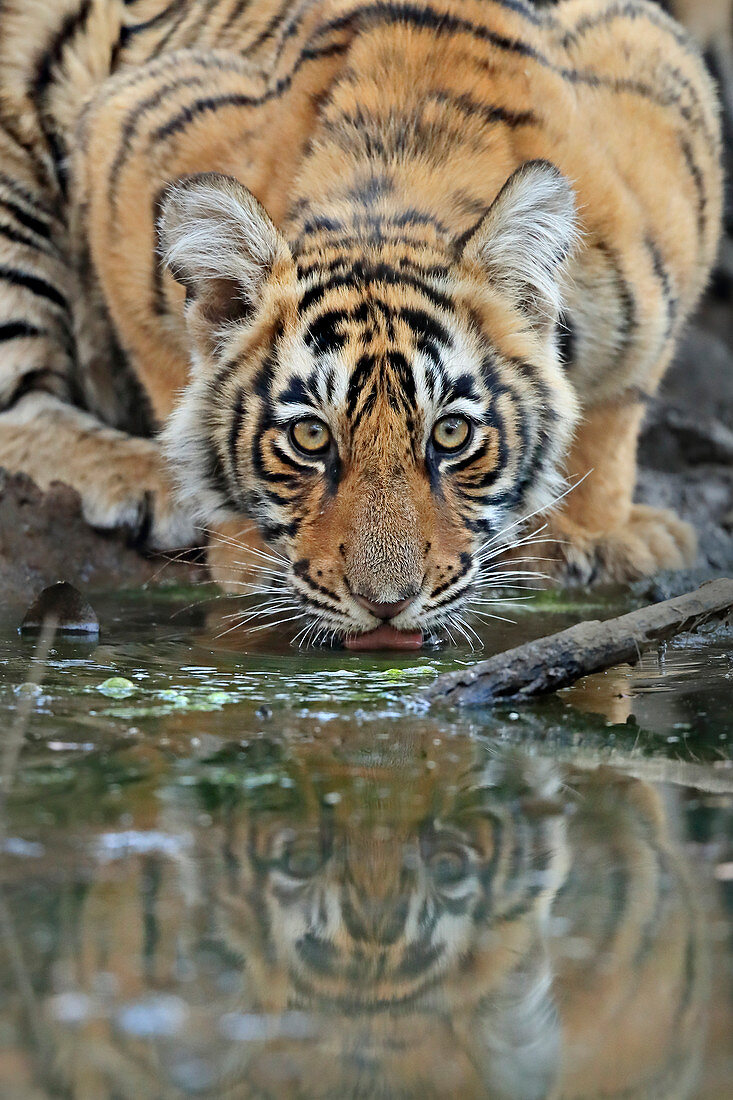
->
[0,587,731,1098]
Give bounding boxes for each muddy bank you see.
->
[0,470,206,611]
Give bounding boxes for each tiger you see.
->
[0,0,724,647]
[12,734,712,1098]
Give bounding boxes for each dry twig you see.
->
[426,578,733,708]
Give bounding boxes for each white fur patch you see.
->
[158,173,283,300]
[463,161,579,326]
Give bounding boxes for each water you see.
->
[0,586,731,1098]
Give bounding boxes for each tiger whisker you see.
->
[481,470,592,552]
[221,584,290,598]
[245,612,309,634]
[470,594,537,604]
[219,599,295,622]
[464,607,517,624]
[204,527,289,566]
[229,562,288,580]
[475,570,552,582]
[215,600,301,637]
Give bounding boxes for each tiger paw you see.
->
[75,436,198,551]
[0,393,197,551]
[537,505,698,586]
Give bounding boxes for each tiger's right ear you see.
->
[157,173,292,336]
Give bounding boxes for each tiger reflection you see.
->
[33,738,710,1099]
[200,749,567,1100]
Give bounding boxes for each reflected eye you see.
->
[290,418,332,455]
[280,838,324,880]
[431,415,471,454]
[427,845,470,886]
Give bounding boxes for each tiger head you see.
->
[159,161,579,641]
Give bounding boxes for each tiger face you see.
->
[160,161,579,642]
[210,744,567,1015]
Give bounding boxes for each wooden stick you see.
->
[425,577,733,708]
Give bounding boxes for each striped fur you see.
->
[0,0,725,634]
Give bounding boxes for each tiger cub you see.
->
[0,1,723,644]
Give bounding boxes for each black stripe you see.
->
[0,221,51,255]
[317,3,538,60]
[449,437,491,474]
[293,560,341,602]
[319,111,476,167]
[0,321,48,343]
[277,375,316,407]
[0,173,53,219]
[397,306,453,349]
[259,518,302,542]
[31,0,94,192]
[231,0,296,55]
[346,354,377,416]
[0,266,69,312]
[596,243,637,368]
[150,42,349,143]
[6,367,70,408]
[121,0,186,41]
[295,251,449,282]
[321,94,536,162]
[219,1,252,39]
[227,387,247,487]
[644,236,678,339]
[0,198,52,242]
[431,89,536,130]
[270,440,313,474]
[294,210,452,248]
[430,552,473,599]
[108,61,253,208]
[145,0,194,59]
[560,2,695,55]
[679,137,708,239]
[109,76,210,187]
[299,266,454,316]
[304,309,349,354]
[181,0,225,49]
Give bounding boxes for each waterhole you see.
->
[0,586,731,1098]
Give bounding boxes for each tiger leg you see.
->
[539,398,696,585]
[0,120,196,548]
[0,392,196,548]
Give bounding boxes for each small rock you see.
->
[97,677,136,699]
[19,581,99,636]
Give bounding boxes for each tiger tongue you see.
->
[345,624,423,651]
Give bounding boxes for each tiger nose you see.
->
[353,594,416,620]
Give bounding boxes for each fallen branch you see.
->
[425,577,733,708]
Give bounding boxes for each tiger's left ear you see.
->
[157,172,292,341]
[459,160,578,331]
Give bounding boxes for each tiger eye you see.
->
[290,418,332,455]
[428,846,469,886]
[431,415,471,454]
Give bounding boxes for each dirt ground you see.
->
[0,472,207,612]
